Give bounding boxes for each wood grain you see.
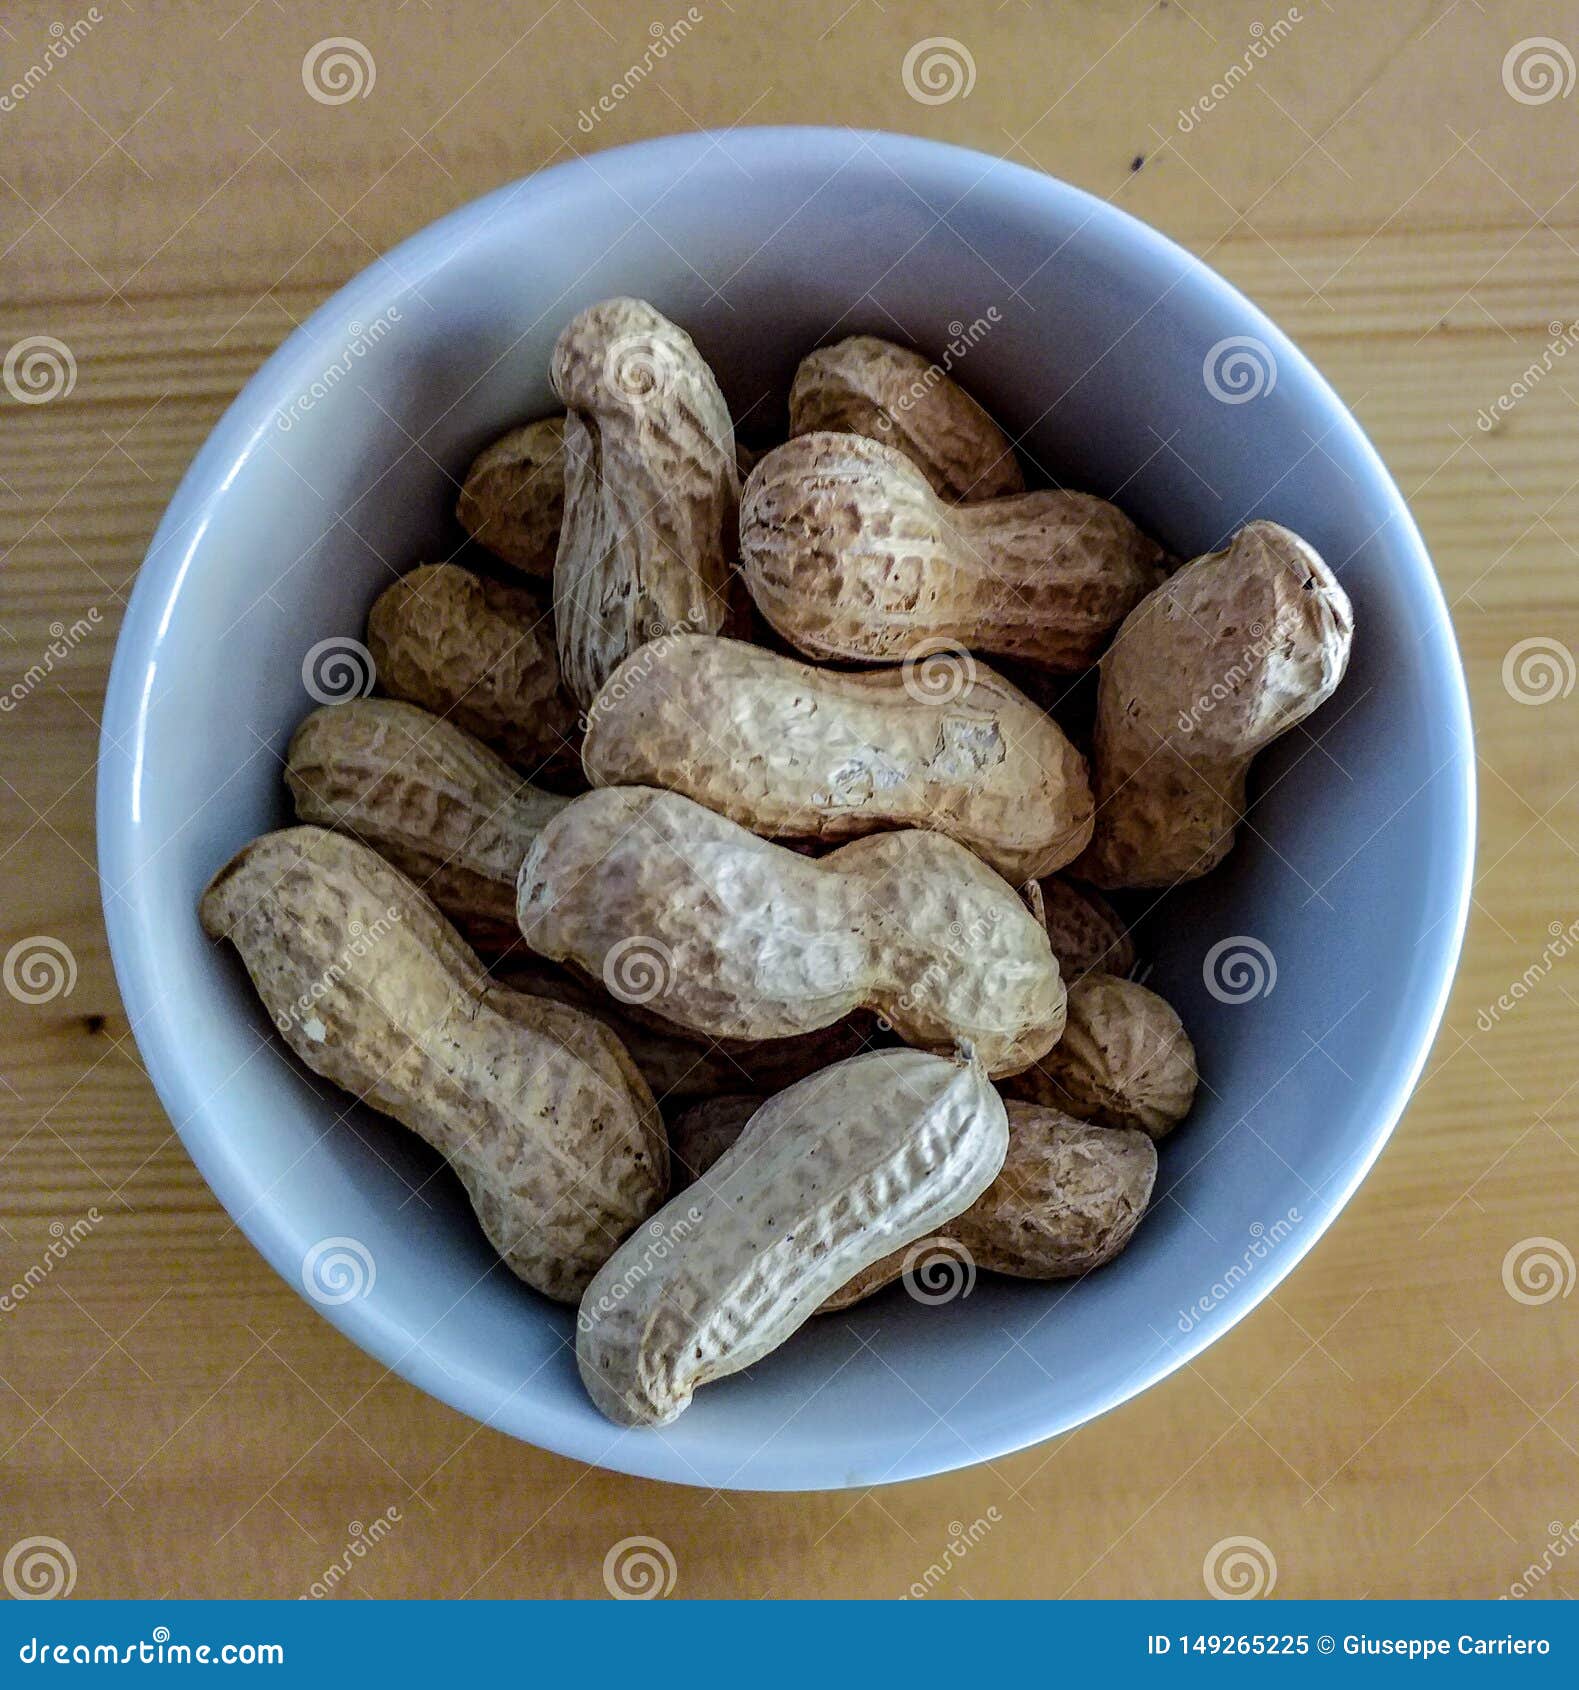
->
[2,0,1576,1600]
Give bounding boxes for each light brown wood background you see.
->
[2,0,1577,1601]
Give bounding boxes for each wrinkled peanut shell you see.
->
[577,1048,1008,1426]
[582,633,1093,881]
[1078,519,1354,888]
[1005,973,1197,1138]
[456,416,566,577]
[551,298,739,705]
[517,786,1065,1077]
[365,563,580,782]
[739,432,1165,671]
[199,827,667,1302]
[788,334,1023,502]
[286,699,567,953]
[672,1096,1158,1309]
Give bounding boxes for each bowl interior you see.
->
[99,129,1472,1489]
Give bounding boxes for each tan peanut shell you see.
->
[788,335,1023,502]
[738,432,1166,670]
[825,1104,1158,1308]
[667,1094,761,1185]
[671,1096,1157,1308]
[365,563,580,780]
[456,416,565,577]
[1037,876,1136,980]
[1077,519,1355,888]
[494,957,877,1108]
[577,1048,1009,1426]
[1005,973,1197,1139]
[459,415,765,581]
[551,297,739,705]
[516,786,1065,1077]
[581,634,1093,881]
[198,828,667,1301]
[286,698,566,953]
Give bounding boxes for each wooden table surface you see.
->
[3,0,1577,1601]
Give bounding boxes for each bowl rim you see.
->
[96,124,1476,1490]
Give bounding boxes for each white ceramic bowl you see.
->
[98,129,1474,1490]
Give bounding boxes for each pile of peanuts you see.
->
[202,299,1354,1428]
